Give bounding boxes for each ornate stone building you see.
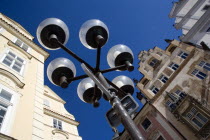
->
[0,13,82,140]
[136,40,210,139]
[169,0,210,47]
[117,101,185,140]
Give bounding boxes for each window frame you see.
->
[178,51,188,59]
[185,107,208,129]
[198,61,210,71]
[0,84,19,135]
[191,69,207,80]
[53,118,63,130]
[43,99,50,107]
[0,26,4,33]
[1,50,26,75]
[148,58,159,68]
[141,117,152,131]
[150,85,159,94]
[168,62,179,71]
[13,38,31,53]
[158,74,169,83]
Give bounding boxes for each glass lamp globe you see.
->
[107,44,134,71]
[47,58,76,87]
[112,75,134,98]
[37,18,69,50]
[79,19,109,49]
[77,78,102,103]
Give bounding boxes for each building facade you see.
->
[0,13,82,140]
[169,0,210,47]
[117,101,185,140]
[136,40,210,139]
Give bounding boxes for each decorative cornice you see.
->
[0,68,24,88]
[7,41,32,59]
[44,107,79,126]
[0,17,49,61]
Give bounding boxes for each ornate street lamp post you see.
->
[36,18,144,140]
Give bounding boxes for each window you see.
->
[1,51,25,74]
[141,118,151,130]
[0,89,12,129]
[168,46,176,54]
[198,61,210,71]
[186,107,208,129]
[168,62,179,71]
[165,99,177,110]
[156,135,165,140]
[206,27,210,33]
[202,5,210,11]
[178,51,188,59]
[159,75,168,83]
[0,26,3,33]
[156,52,162,56]
[43,99,50,107]
[14,39,30,52]
[165,100,172,106]
[53,118,62,130]
[150,85,159,94]
[142,78,149,86]
[149,58,159,68]
[191,69,207,80]
[174,90,186,98]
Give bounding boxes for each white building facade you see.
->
[169,0,210,47]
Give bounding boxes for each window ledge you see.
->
[52,129,69,139]
[0,68,25,88]
[7,41,32,59]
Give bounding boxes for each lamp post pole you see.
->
[81,64,143,140]
[37,18,144,140]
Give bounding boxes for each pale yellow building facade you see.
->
[0,13,82,140]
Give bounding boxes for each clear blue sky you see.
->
[1,0,181,140]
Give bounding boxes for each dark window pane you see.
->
[0,89,12,101]
[12,65,21,72]
[157,135,165,140]
[0,117,3,124]
[17,57,24,63]
[8,52,15,58]
[15,39,22,47]
[22,44,29,51]
[141,118,151,130]
[192,118,203,128]
[0,109,6,117]
[197,113,208,123]
[2,59,12,66]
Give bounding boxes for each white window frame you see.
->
[0,84,19,135]
[178,51,188,59]
[1,50,26,75]
[150,85,159,94]
[0,26,4,33]
[168,62,179,71]
[13,38,31,53]
[43,99,50,107]
[186,107,208,129]
[53,118,63,130]
[198,61,210,71]
[191,69,207,80]
[158,74,168,83]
